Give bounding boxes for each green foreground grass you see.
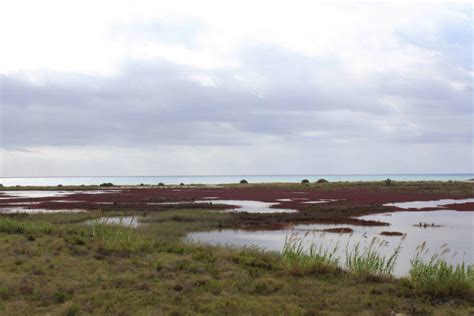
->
[0,209,473,315]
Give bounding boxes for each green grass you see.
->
[345,236,403,279]
[0,217,53,235]
[409,242,474,299]
[282,233,340,275]
[90,221,153,254]
[0,208,473,314]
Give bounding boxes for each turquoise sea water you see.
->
[0,174,472,186]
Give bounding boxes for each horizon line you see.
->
[1,173,473,179]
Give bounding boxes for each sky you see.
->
[0,0,472,177]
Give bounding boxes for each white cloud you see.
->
[1,1,469,76]
[0,0,472,175]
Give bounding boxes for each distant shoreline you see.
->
[1,174,473,187]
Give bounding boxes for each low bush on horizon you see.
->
[240,179,248,184]
[409,242,474,299]
[301,179,310,184]
[316,178,328,183]
[99,182,114,187]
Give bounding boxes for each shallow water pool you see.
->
[85,216,142,228]
[188,210,474,276]
[384,198,474,209]
[0,190,120,199]
[195,200,298,213]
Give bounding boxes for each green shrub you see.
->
[316,178,328,183]
[239,179,248,184]
[53,290,72,303]
[0,286,11,300]
[233,248,277,271]
[155,260,164,272]
[384,178,392,186]
[301,179,310,184]
[249,278,282,295]
[65,303,81,316]
[99,182,114,187]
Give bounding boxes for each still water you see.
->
[384,198,474,209]
[0,190,120,199]
[195,200,298,213]
[188,210,474,276]
[86,216,141,228]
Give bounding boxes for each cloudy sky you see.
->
[0,0,472,177]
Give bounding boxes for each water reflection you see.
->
[0,190,120,199]
[195,200,298,213]
[86,216,141,228]
[0,207,85,214]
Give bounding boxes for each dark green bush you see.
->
[240,179,248,184]
[99,182,114,187]
[316,178,328,183]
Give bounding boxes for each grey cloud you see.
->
[1,32,472,150]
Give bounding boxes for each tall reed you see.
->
[282,232,340,275]
[409,242,474,298]
[344,235,404,278]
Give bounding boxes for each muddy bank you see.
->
[444,202,474,211]
[380,231,404,236]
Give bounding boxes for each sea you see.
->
[0,174,472,186]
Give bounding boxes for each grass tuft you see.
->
[90,221,152,254]
[409,242,474,299]
[232,247,279,273]
[345,235,403,279]
[282,233,340,275]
